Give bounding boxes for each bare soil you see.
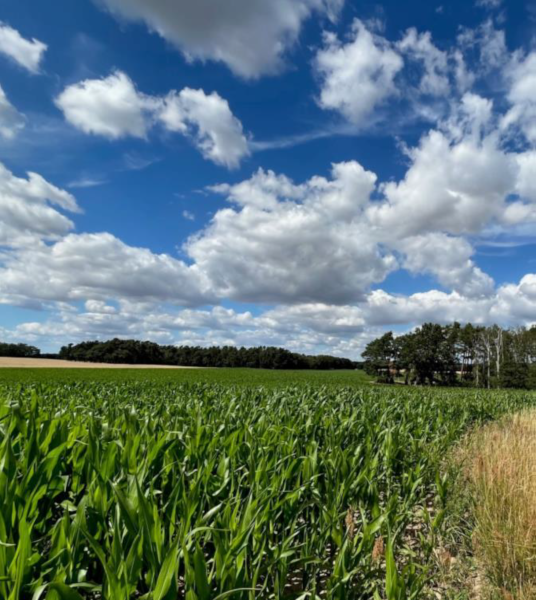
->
[0,357,200,369]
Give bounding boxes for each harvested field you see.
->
[0,357,200,369]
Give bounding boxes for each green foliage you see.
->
[0,379,534,598]
[0,342,40,358]
[499,360,530,389]
[58,339,359,370]
[362,333,396,381]
[363,323,536,389]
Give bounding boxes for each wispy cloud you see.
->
[250,130,332,152]
[250,122,363,152]
[67,177,107,189]
[0,113,85,169]
[476,0,502,9]
[249,113,424,153]
[476,240,536,249]
[122,152,160,171]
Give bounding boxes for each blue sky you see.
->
[0,0,536,357]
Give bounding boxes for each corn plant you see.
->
[0,381,534,599]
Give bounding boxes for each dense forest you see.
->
[58,339,358,370]
[0,342,41,358]
[363,322,536,389]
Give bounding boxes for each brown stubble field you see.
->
[0,357,199,368]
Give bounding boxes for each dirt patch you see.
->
[0,357,200,369]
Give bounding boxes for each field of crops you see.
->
[0,367,372,387]
[1,376,535,599]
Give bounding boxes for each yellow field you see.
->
[0,357,199,369]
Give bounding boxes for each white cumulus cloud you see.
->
[502,52,536,144]
[0,162,79,247]
[0,85,25,139]
[55,71,249,167]
[55,71,157,139]
[159,88,249,169]
[398,29,450,96]
[187,162,396,304]
[94,0,343,78]
[0,232,213,308]
[0,22,47,73]
[313,19,403,126]
[369,107,517,238]
[397,233,494,298]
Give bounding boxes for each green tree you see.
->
[363,332,396,382]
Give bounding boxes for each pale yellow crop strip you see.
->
[463,411,536,599]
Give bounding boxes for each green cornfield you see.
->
[1,378,535,599]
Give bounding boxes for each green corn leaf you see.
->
[153,545,179,600]
[193,544,210,600]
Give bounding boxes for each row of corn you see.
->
[0,381,534,599]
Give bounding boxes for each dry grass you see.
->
[463,411,536,599]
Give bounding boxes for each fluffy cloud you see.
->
[0,299,371,357]
[0,22,47,73]
[457,20,508,74]
[369,103,517,238]
[55,71,156,139]
[477,21,508,70]
[495,275,536,324]
[259,303,366,335]
[515,151,536,202]
[398,29,450,96]
[159,88,249,168]
[7,272,536,358]
[85,299,117,314]
[398,233,494,298]
[364,289,494,327]
[0,232,212,308]
[365,275,536,330]
[187,162,397,304]
[4,87,533,321]
[452,50,475,93]
[55,71,249,167]
[0,162,79,247]
[314,19,403,126]
[209,168,304,210]
[95,0,342,78]
[0,85,25,139]
[6,10,536,359]
[313,19,512,128]
[185,88,536,305]
[502,52,536,144]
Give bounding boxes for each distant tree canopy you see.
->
[58,339,358,370]
[0,342,40,358]
[363,322,536,389]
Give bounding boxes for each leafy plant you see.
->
[0,380,533,598]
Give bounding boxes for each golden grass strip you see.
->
[464,411,536,599]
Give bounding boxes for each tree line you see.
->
[363,322,536,389]
[0,342,41,358]
[58,338,358,370]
